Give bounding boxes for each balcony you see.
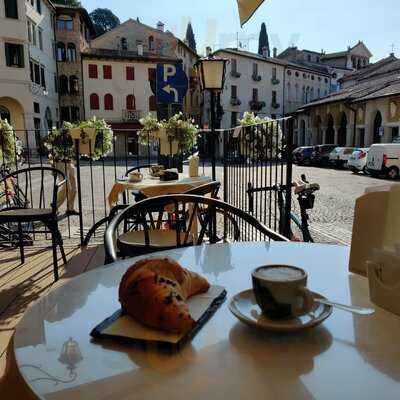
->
[252,74,262,82]
[271,78,280,85]
[230,97,242,106]
[122,109,142,122]
[249,100,266,111]
[230,71,241,78]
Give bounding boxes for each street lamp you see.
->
[195,55,228,180]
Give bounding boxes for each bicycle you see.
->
[247,174,319,242]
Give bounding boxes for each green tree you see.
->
[90,8,120,37]
[53,0,81,6]
[185,22,197,52]
[258,22,270,57]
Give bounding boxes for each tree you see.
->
[53,0,81,6]
[90,8,120,37]
[185,22,197,53]
[258,22,270,57]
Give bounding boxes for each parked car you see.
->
[311,144,338,166]
[366,143,400,179]
[329,147,356,168]
[347,148,369,174]
[293,146,315,165]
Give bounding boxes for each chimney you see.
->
[273,47,277,58]
[137,44,143,56]
[262,46,268,58]
[157,21,165,32]
[206,46,212,57]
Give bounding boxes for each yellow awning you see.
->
[237,0,266,26]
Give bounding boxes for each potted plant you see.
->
[239,112,282,161]
[0,118,22,165]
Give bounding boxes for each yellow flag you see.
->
[237,0,266,26]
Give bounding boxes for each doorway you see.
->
[373,111,383,144]
[338,113,347,146]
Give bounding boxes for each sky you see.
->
[82,0,400,62]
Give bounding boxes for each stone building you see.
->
[295,54,400,147]
[54,4,94,124]
[1,0,35,147]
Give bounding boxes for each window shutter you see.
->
[90,93,99,110]
[104,94,114,110]
[88,64,98,78]
[103,65,112,79]
[126,95,136,110]
[126,66,135,80]
[149,95,157,111]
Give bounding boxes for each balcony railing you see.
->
[271,78,280,85]
[252,74,262,82]
[230,97,242,106]
[122,109,142,122]
[249,100,266,111]
[230,71,241,78]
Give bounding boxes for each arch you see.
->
[0,105,11,122]
[57,42,66,61]
[148,35,154,51]
[126,94,136,110]
[67,43,76,62]
[373,111,383,144]
[315,115,323,144]
[338,112,347,146]
[59,75,69,94]
[121,37,128,51]
[357,59,361,69]
[300,120,306,145]
[326,114,335,143]
[90,93,99,110]
[104,93,114,110]
[69,75,79,94]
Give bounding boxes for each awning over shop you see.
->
[237,0,266,26]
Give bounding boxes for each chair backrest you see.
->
[124,164,158,177]
[184,181,221,198]
[104,194,288,263]
[0,166,65,212]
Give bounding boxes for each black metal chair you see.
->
[104,194,288,264]
[0,167,67,281]
[123,164,158,203]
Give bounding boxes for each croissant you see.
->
[119,256,210,334]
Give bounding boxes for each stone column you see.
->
[333,127,339,144]
[346,127,354,146]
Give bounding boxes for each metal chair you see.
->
[104,194,289,264]
[0,167,67,281]
[123,164,158,203]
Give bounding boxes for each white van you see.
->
[366,143,400,179]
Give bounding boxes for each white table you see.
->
[14,243,400,400]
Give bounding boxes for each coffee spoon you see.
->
[315,298,375,315]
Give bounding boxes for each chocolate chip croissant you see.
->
[119,256,210,334]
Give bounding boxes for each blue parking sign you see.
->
[156,63,188,104]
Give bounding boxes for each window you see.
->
[231,59,237,73]
[121,37,128,51]
[33,62,40,84]
[126,66,135,80]
[149,95,157,111]
[272,90,277,104]
[61,107,70,122]
[307,54,311,62]
[272,67,277,80]
[57,42,66,61]
[231,112,238,127]
[57,15,73,31]
[148,36,154,51]
[103,65,112,79]
[54,74,58,93]
[59,75,68,94]
[5,0,18,19]
[67,43,76,62]
[231,85,237,99]
[71,107,80,122]
[126,94,136,110]
[252,88,258,101]
[38,28,43,50]
[29,60,33,81]
[88,64,98,78]
[40,66,46,89]
[252,63,258,76]
[33,102,40,114]
[69,75,79,94]
[36,0,41,14]
[31,22,37,46]
[104,93,113,110]
[90,93,99,110]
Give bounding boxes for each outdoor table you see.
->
[108,174,212,207]
[13,242,400,400]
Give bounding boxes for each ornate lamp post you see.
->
[195,55,228,180]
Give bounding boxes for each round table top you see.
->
[14,242,400,400]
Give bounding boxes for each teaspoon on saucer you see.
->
[315,298,375,315]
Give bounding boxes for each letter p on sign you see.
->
[164,64,176,82]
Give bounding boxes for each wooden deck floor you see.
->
[0,243,105,381]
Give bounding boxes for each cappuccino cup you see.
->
[252,265,314,319]
[128,171,143,182]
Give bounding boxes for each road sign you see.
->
[156,63,188,104]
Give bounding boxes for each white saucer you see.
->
[229,290,333,332]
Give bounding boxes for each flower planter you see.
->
[70,127,97,156]
[158,128,179,156]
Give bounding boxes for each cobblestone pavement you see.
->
[35,160,391,246]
